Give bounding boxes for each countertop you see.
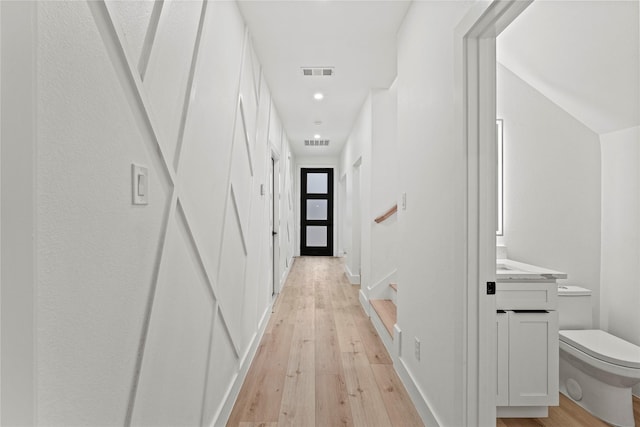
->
[496,258,567,281]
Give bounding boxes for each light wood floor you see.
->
[228,256,640,427]
[497,386,640,427]
[498,394,640,426]
[227,256,424,427]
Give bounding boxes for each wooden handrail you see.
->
[374,204,398,223]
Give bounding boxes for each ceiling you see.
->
[238,0,638,160]
[237,0,411,158]
[498,0,639,135]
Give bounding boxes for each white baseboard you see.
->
[369,305,394,357]
[359,289,370,316]
[393,324,402,360]
[395,356,441,427]
[277,256,294,293]
[213,296,274,426]
[344,264,360,285]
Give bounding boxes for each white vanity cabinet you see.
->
[496,259,564,418]
[497,311,559,407]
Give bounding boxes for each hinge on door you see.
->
[487,282,496,295]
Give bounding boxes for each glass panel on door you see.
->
[306,199,328,221]
[307,173,328,194]
[306,226,328,247]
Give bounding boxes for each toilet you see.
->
[558,285,640,427]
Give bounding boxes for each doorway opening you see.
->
[300,168,334,256]
[270,156,276,296]
[459,1,532,425]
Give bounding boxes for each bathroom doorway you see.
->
[459,1,532,424]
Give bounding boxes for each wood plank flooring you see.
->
[228,256,640,427]
[498,391,640,427]
[227,256,423,427]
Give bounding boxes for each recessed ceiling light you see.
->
[314,134,321,139]
[313,92,324,100]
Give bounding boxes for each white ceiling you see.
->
[498,0,639,135]
[237,0,410,158]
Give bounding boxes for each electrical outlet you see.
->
[402,192,407,210]
[414,337,420,361]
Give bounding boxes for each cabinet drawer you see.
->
[496,282,557,310]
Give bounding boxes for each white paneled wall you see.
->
[36,1,295,425]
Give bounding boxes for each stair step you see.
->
[389,283,398,292]
[370,299,397,337]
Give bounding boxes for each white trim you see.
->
[0,2,37,424]
[393,324,402,361]
[358,290,369,315]
[278,255,294,294]
[456,2,533,425]
[343,263,360,285]
[213,297,275,427]
[395,356,441,427]
[215,254,292,426]
[368,303,394,356]
[367,268,397,295]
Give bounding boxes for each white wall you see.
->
[370,85,399,291]
[600,126,640,351]
[338,84,399,303]
[1,3,37,424]
[496,63,602,326]
[395,2,474,425]
[340,95,372,285]
[33,1,294,425]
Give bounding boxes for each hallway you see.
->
[227,257,423,426]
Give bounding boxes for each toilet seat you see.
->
[559,329,640,369]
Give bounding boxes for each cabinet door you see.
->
[496,311,509,406]
[508,311,559,406]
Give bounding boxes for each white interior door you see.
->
[350,162,361,281]
[271,155,280,294]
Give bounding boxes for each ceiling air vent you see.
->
[304,139,330,147]
[301,67,334,77]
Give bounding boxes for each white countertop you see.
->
[496,258,567,280]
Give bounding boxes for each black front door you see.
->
[300,168,333,256]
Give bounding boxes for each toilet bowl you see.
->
[559,330,640,427]
[558,286,640,427]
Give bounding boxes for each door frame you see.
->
[456,1,532,425]
[300,167,334,256]
[270,148,280,295]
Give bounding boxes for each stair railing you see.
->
[374,204,398,224]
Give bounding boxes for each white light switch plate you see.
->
[132,164,149,205]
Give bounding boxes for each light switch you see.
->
[137,174,147,196]
[132,164,149,205]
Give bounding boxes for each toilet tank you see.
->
[558,285,593,330]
